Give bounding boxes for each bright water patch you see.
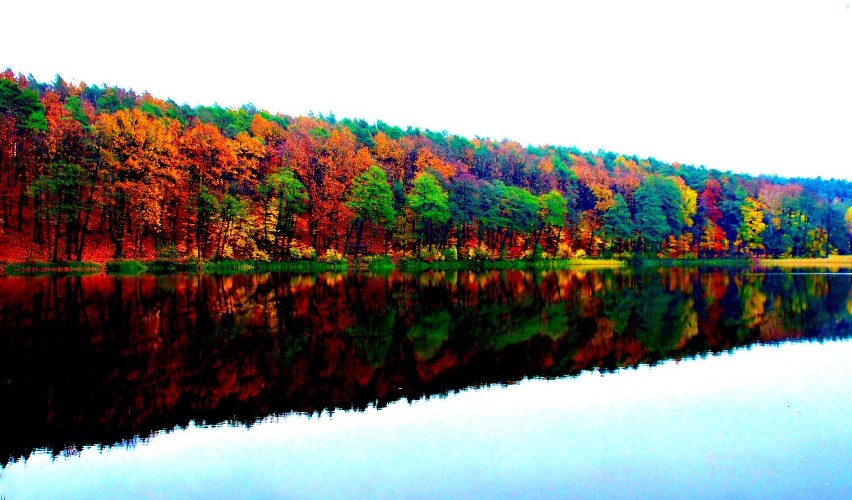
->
[3,339,850,498]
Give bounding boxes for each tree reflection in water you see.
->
[1,268,850,466]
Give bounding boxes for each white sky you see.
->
[2,0,851,180]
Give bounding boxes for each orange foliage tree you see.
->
[96,108,182,258]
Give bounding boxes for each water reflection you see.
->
[1,268,851,466]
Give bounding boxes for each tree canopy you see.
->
[0,69,850,262]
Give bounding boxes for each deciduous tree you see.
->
[96,108,181,258]
[537,189,568,251]
[602,194,633,254]
[346,166,395,257]
[258,167,307,257]
[407,172,449,249]
[737,197,767,255]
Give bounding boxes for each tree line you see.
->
[2,70,852,262]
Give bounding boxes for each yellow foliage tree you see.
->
[845,206,852,235]
[737,197,767,255]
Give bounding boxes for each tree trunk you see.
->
[65,213,77,261]
[113,210,125,259]
[52,215,62,262]
[384,226,391,254]
[33,195,42,244]
[136,224,145,258]
[501,229,512,252]
[343,222,354,258]
[76,210,92,262]
[354,219,365,260]
[17,178,25,231]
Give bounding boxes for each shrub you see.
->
[365,254,394,271]
[555,243,573,259]
[418,247,445,262]
[290,245,317,261]
[319,248,345,264]
[154,243,179,260]
[106,260,148,275]
[463,244,497,261]
[251,249,271,262]
[186,255,203,271]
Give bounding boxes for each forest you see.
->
[2,69,852,263]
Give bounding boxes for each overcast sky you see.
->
[2,0,851,180]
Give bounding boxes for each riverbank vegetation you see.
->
[3,260,100,276]
[2,70,852,268]
[4,254,849,276]
[2,254,624,276]
[758,255,852,270]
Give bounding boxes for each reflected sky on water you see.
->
[3,338,850,498]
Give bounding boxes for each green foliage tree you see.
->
[825,202,850,255]
[779,210,810,257]
[656,176,689,234]
[478,181,508,249]
[537,189,568,250]
[448,173,480,250]
[602,193,633,254]
[718,177,746,247]
[407,172,449,249]
[28,161,86,260]
[346,166,395,257]
[64,96,91,131]
[0,79,47,132]
[95,87,135,114]
[634,178,670,253]
[259,167,307,257]
[502,184,539,246]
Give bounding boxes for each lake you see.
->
[1,267,851,497]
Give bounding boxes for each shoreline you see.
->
[756,256,852,268]
[3,255,851,277]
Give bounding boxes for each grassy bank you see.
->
[6,255,851,277]
[757,256,852,270]
[638,258,753,268]
[105,260,149,275]
[4,260,102,276]
[200,259,348,275]
[398,258,625,272]
[348,255,395,273]
[104,259,350,275]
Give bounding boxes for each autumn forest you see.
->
[2,70,852,264]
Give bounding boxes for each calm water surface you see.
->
[1,267,851,497]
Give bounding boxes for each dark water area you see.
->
[1,267,851,496]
